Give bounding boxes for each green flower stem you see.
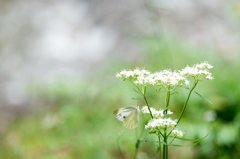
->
[133,147,137,159]
[163,86,171,159]
[130,81,154,119]
[159,135,162,159]
[163,143,165,159]
[167,80,199,137]
[133,129,138,159]
[166,143,168,159]
[177,80,198,125]
[130,80,165,157]
[166,86,171,108]
[143,93,153,118]
[156,128,164,139]
[168,137,176,146]
[116,137,125,159]
[163,128,168,159]
[170,85,178,92]
[143,87,164,137]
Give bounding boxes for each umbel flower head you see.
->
[172,129,184,137]
[145,118,177,130]
[142,106,184,137]
[142,106,172,118]
[142,107,176,129]
[116,62,213,89]
[179,62,214,80]
[116,68,150,81]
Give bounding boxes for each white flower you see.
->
[116,73,122,78]
[133,68,141,76]
[166,118,177,128]
[196,63,205,69]
[172,129,183,137]
[142,106,173,118]
[153,70,187,87]
[167,110,173,115]
[141,69,151,75]
[117,68,154,86]
[185,80,190,86]
[170,79,178,86]
[145,118,177,129]
[202,61,213,69]
[126,71,134,77]
[142,106,151,114]
[142,106,160,117]
[116,62,213,87]
[135,76,145,84]
[179,62,214,82]
[206,74,213,80]
[145,74,156,85]
[196,62,213,70]
[199,70,209,75]
[206,64,213,69]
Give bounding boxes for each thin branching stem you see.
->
[166,141,168,159]
[166,86,171,108]
[130,80,165,156]
[130,80,154,119]
[159,135,162,159]
[116,138,125,159]
[168,137,176,146]
[133,146,138,159]
[163,142,165,159]
[162,86,171,158]
[177,80,198,124]
[133,128,139,159]
[167,80,199,137]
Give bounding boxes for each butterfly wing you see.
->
[113,107,135,122]
[123,108,139,129]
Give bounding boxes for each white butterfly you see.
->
[113,106,140,129]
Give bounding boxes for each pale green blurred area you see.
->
[1,0,240,159]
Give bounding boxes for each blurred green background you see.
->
[0,0,240,159]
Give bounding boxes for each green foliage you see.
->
[135,139,143,149]
[1,32,240,159]
[182,86,213,104]
[169,134,208,147]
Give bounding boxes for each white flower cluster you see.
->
[142,106,184,137]
[179,62,213,80]
[142,106,176,130]
[152,70,188,87]
[142,106,172,118]
[116,68,150,81]
[145,118,177,129]
[172,129,184,137]
[116,62,213,87]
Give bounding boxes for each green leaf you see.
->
[163,109,168,118]
[157,146,160,152]
[156,88,163,93]
[193,91,213,104]
[182,86,213,104]
[172,133,208,142]
[144,138,163,146]
[132,87,142,95]
[149,131,157,134]
[170,91,179,95]
[169,142,200,147]
[169,134,208,147]
[135,139,143,148]
[132,97,143,100]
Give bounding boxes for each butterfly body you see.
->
[113,106,140,129]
